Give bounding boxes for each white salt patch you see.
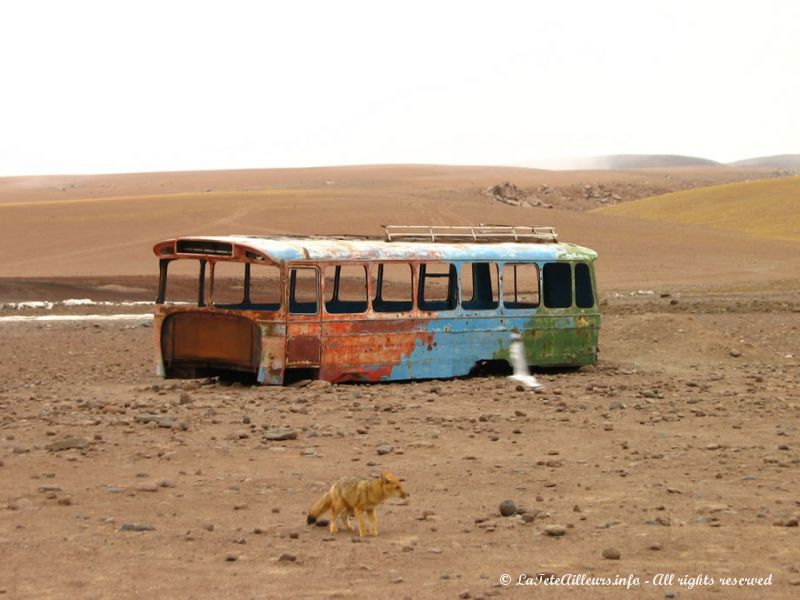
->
[0,314,153,323]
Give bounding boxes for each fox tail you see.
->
[306,491,332,525]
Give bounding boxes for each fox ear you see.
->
[380,472,389,483]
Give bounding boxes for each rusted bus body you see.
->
[152,232,600,384]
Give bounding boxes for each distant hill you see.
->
[594,176,800,242]
[728,154,800,170]
[526,154,723,170]
[594,154,723,169]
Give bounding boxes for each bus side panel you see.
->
[320,316,505,382]
[393,315,502,379]
[319,318,435,382]
[319,312,599,382]
[492,313,600,366]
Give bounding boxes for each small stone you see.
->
[136,483,159,492]
[376,444,394,456]
[46,437,90,452]
[459,592,471,599]
[278,553,297,562]
[602,547,621,560]
[264,428,298,441]
[609,401,626,410]
[543,524,566,537]
[729,349,742,358]
[514,409,527,417]
[179,392,193,405]
[38,485,63,493]
[306,380,332,390]
[225,554,238,562]
[499,500,517,517]
[120,523,155,532]
[648,542,663,551]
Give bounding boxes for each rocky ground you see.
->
[1,290,799,599]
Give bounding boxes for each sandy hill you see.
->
[594,154,722,169]
[729,154,800,170]
[594,176,800,243]
[1,165,798,296]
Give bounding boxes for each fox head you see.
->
[380,471,409,499]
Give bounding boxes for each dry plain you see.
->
[1,165,799,599]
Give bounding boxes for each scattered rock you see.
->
[134,414,187,430]
[120,523,155,532]
[278,553,297,562]
[46,437,90,452]
[264,428,298,441]
[543,524,566,537]
[135,482,159,492]
[602,547,621,560]
[306,380,332,390]
[376,444,394,456]
[499,500,517,517]
[37,485,62,493]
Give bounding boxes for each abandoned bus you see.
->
[152,225,600,384]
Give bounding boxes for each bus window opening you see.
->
[461,262,499,310]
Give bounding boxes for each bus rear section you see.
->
[153,239,285,383]
[159,311,261,379]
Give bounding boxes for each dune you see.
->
[594,176,800,243]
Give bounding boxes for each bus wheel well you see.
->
[283,367,321,385]
[468,359,512,377]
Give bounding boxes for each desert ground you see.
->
[1,164,799,599]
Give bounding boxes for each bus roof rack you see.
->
[383,225,558,243]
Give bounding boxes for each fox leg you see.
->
[353,507,367,537]
[328,502,341,534]
[367,509,378,536]
[343,511,355,532]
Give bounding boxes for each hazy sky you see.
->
[1,0,797,176]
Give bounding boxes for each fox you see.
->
[306,471,408,537]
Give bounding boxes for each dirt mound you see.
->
[485,181,554,208]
